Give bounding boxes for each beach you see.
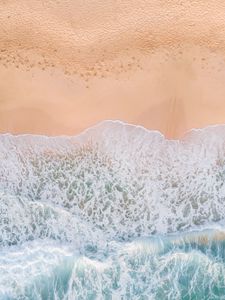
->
[2,2,225,297]
[1,0,225,138]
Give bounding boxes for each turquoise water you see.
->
[1,121,225,299]
[2,230,225,300]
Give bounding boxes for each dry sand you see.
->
[1,0,225,138]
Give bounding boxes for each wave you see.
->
[1,228,225,299]
[1,120,225,299]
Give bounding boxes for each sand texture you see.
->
[1,0,225,138]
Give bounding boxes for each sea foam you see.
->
[1,120,225,299]
[1,121,225,241]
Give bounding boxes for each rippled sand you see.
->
[1,0,225,138]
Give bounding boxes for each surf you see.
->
[1,120,225,299]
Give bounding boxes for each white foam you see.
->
[1,120,225,241]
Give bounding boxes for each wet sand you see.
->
[1,0,225,138]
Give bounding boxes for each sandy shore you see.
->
[1,0,225,138]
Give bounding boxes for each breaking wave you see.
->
[1,120,225,299]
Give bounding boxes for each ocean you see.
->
[1,120,225,299]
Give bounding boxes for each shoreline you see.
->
[2,119,225,143]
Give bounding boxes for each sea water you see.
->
[1,120,225,299]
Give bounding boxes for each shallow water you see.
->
[1,120,225,299]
